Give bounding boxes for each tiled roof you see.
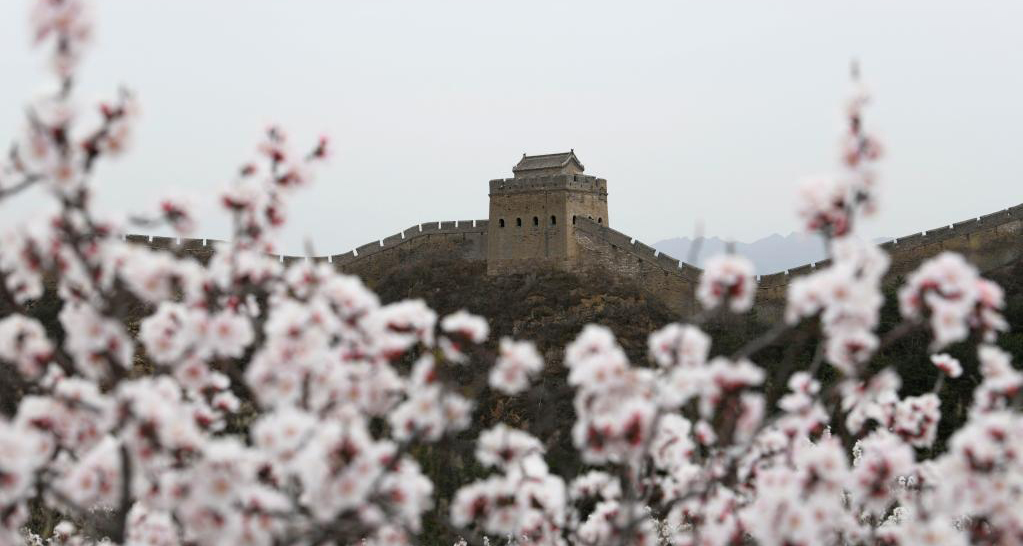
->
[512,150,584,173]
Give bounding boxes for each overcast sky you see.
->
[2,1,1022,255]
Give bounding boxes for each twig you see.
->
[0,173,43,201]
[731,320,796,361]
[686,220,705,267]
[109,442,133,543]
[878,320,923,352]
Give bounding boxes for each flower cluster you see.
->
[451,425,566,543]
[454,322,768,544]
[220,127,328,253]
[797,64,883,238]
[696,254,756,313]
[490,338,544,395]
[786,236,889,374]
[898,251,1007,349]
[31,0,92,78]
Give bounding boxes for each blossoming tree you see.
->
[1,2,1021,545]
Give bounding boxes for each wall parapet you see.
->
[574,199,1023,301]
[318,219,488,267]
[126,218,488,267]
[574,217,702,281]
[750,202,1023,295]
[489,174,607,196]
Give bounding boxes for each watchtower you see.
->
[487,151,609,274]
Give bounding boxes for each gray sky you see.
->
[2,0,1022,255]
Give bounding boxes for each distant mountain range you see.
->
[652,232,888,275]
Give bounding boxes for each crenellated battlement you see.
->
[328,220,487,268]
[569,201,1023,317]
[124,219,488,271]
[753,202,1023,287]
[489,174,607,197]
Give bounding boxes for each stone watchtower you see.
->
[487,151,609,274]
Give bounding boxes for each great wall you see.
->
[128,152,1023,321]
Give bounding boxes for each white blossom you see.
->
[697,254,757,312]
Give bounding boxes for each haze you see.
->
[1,0,1021,256]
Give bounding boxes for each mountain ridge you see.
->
[652,232,891,275]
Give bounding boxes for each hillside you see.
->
[361,254,1023,543]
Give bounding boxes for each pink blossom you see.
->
[892,393,941,448]
[206,309,254,359]
[697,254,757,312]
[797,175,852,237]
[377,458,434,533]
[475,424,544,470]
[60,302,134,377]
[647,323,710,368]
[125,505,179,546]
[159,194,197,235]
[841,369,902,435]
[489,337,543,395]
[849,431,915,515]
[0,420,49,507]
[930,353,963,378]
[367,299,437,358]
[440,309,489,344]
[120,246,205,304]
[568,471,621,504]
[650,414,695,472]
[700,356,765,418]
[31,0,92,76]
[564,324,629,392]
[0,226,49,304]
[971,344,1023,414]
[825,327,878,375]
[0,315,53,379]
[139,302,207,365]
[56,435,123,509]
[898,252,1007,349]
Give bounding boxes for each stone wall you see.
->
[753,203,1023,319]
[570,203,1023,320]
[571,218,701,316]
[127,220,488,288]
[328,220,488,284]
[124,235,221,263]
[127,202,1023,322]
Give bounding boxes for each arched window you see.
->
[598,217,603,224]
[516,218,522,227]
[533,216,539,226]
[550,215,557,226]
[499,218,505,228]
[572,215,577,225]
